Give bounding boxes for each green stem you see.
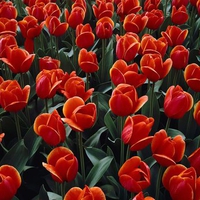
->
[172,69,179,86]
[164,0,169,16]
[0,143,8,153]
[119,116,125,166]
[14,112,22,140]
[20,73,25,88]
[45,98,49,113]
[165,117,171,132]
[78,131,85,183]
[149,82,155,117]
[86,73,90,91]
[61,182,66,199]
[101,38,106,82]
[155,165,164,200]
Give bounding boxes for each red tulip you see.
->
[184,63,200,92]
[171,5,188,25]
[61,76,94,102]
[151,129,185,166]
[0,80,30,112]
[62,96,97,132]
[64,185,106,200]
[39,56,60,71]
[42,146,78,183]
[96,16,114,39]
[144,9,164,30]
[170,45,189,69]
[188,147,200,176]
[116,32,140,62]
[193,101,200,125]
[110,59,147,87]
[76,23,95,49]
[123,13,148,34]
[0,165,21,200]
[0,46,35,74]
[23,0,50,6]
[144,0,161,11]
[0,132,5,143]
[72,0,87,12]
[0,18,17,35]
[109,83,148,116]
[122,114,154,151]
[133,192,155,200]
[34,110,66,146]
[162,164,200,200]
[43,2,61,19]
[190,0,198,6]
[164,85,193,119]
[0,1,17,19]
[172,0,189,8]
[161,25,188,47]
[118,156,151,193]
[140,53,172,82]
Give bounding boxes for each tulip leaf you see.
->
[32,185,49,200]
[101,184,118,199]
[167,128,186,140]
[85,156,113,187]
[47,192,62,200]
[0,140,29,173]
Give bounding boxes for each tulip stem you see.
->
[86,73,90,91]
[14,112,22,140]
[45,98,49,113]
[155,165,164,200]
[78,131,85,183]
[119,116,125,166]
[61,182,65,199]
[149,82,155,117]
[165,117,171,132]
[101,38,106,82]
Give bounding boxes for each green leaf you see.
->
[47,192,62,200]
[85,156,113,187]
[101,184,118,199]
[0,140,29,173]
[167,128,186,140]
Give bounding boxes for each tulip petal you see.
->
[64,187,82,200]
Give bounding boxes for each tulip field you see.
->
[0,0,200,199]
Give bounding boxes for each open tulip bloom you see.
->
[1,0,200,199]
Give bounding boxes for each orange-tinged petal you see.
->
[173,135,185,162]
[153,154,176,167]
[130,136,153,151]
[90,187,106,200]
[133,95,148,113]
[64,187,82,200]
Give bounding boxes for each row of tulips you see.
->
[0,0,200,199]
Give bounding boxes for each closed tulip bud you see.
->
[39,56,60,71]
[188,147,200,176]
[43,2,61,19]
[171,5,188,25]
[172,0,189,8]
[193,100,200,125]
[0,1,17,19]
[144,0,161,11]
[0,18,17,36]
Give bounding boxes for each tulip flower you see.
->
[151,129,185,166]
[39,56,60,71]
[172,0,189,8]
[43,2,61,19]
[0,46,35,74]
[144,9,164,30]
[161,25,188,47]
[33,110,66,146]
[164,85,193,119]
[116,32,140,62]
[140,34,168,57]
[0,165,21,200]
[140,53,172,82]
[144,0,161,11]
[42,146,78,183]
[133,191,155,200]
[0,132,5,143]
[171,5,188,25]
[193,101,200,125]
[184,63,200,92]
[121,114,154,151]
[118,156,151,193]
[61,76,94,102]
[170,45,189,70]
[78,48,99,73]
[109,83,148,116]
[0,1,17,19]
[110,59,147,87]
[36,69,63,99]
[188,147,200,176]
[45,16,69,37]
[0,18,17,36]
[96,16,114,39]
[64,185,106,200]
[75,23,95,49]
[0,80,30,112]
[123,13,148,34]
[72,0,87,11]
[196,0,200,15]
[62,96,97,132]
[162,164,200,200]
[190,0,198,6]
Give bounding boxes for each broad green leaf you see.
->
[32,185,49,200]
[47,192,62,200]
[85,156,113,187]
[101,184,118,199]
[167,128,186,140]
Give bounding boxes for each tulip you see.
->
[162,164,200,200]
[42,146,78,183]
[144,9,164,30]
[64,185,106,200]
[133,192,155,200]
[116,32,140,62]
[0,46,35,74]
[0,18,17,36]
[140,34,168,57]
[36,69,63,99]
[171,5,188,25]
[0,1,17,19]
[92,0,114,19]
[161,25,188,47]
[172,0,189,8]
[39,56,60,71]
[109,83,148,116]
[197,0,200,15]
[123,13,148,34]
[140,53,172,82]
[190,0,198,6]
[96,16,114,39]
[164,85,193,119]
[184,63,200,92]
[62,96,97,132]
[193,101,200,125]
[0,132,5,143]
[118,156,151,193]
[75,23,95,49]
[61,76,94,102]
[122,114,154,151]
[72,0,87,11]
[0,80,30,112]
[43,2,61,19]
[188,147,200,176]
[144,0,161,11]
[45,16,69,37]
[151,129,185,166]
[170,45,189,70]
[0,165,21,200]
[110,59,147,87]
[33,110,66,146]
